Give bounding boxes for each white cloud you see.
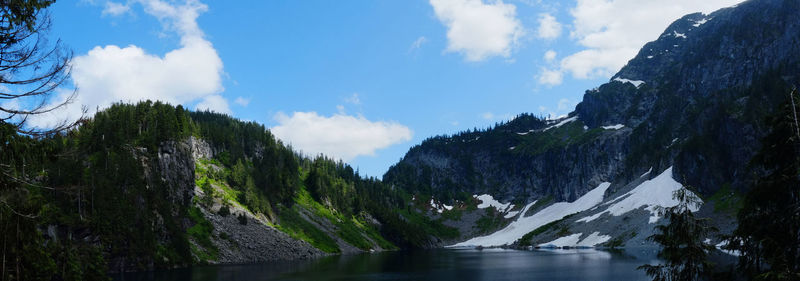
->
[103,1,131,16]
[559,0,745,79]
[537,67,563,86]
[544,50,557,62]
[28,0,227,128]
[271,112,413,161]
[234,96,250,107]
[481,112,495,120]
[195,95,231,114]
[409,36,428,52]
[536,13,562,39]
[429,0,524,61]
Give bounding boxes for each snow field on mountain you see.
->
[577,167,701,224]
[452,182,611,247]
[538,232,612,248]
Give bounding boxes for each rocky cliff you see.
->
[384,0,800,246]
[386,0,799,202]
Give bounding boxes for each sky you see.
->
[18,0,745,177]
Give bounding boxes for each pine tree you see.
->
[729,87,800,280]
[0,0,82,136]
[639,187,717,281]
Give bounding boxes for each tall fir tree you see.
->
[729,87,800,280]
[639,187,717,281]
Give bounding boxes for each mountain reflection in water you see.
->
[113,248,667,281]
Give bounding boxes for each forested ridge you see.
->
[0,101,453,280]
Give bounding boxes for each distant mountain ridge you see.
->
[385,0,799,202]
[384,0,800,246]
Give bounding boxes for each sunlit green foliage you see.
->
[0,101,455,280]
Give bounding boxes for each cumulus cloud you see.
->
[559,0,745,79]
[429,0,524,61]
[271,112,413,161]
[195,95,231,114]
[28,0,226,128]
[536,13,562,39]
[544,50,557,62]
[537,67,563,86]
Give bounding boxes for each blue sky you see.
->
[37,0,743,177]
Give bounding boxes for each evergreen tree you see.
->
[0,0,81,135]
[729,87,800,280]
[639,187,716,281]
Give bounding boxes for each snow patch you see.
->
[613,77,645,87]
[539,233,582,248]
[430,198,454,214]
[578,232,612,247]
[545,114,568,121]
[474,194,512,212]
[692,18,709,27]
[504,211,520,219]
[539,232,611,248]
[542,116,578,132]
[509,146,516,151]
[673,30,687,39]
[452,182,611,247]
[647,55,654,59]
[602,124,624,130]
[577,167,701,224]
[640,167,653,178]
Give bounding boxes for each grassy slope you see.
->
[192,157,398,256]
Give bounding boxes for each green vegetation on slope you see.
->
[1,101,446,280]
[187,206,219,262]
[275,205,341,253]
[516,214,575,246]
[705,184,744,215]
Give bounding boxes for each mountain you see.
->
[384,0,800,247]
[2,0,799,279]
[0,102,455,280]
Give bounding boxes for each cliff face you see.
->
[176,137,328,264]
[101,137,324,271]
[385,0,800,205]
[581,0,800,195]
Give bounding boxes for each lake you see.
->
[112,248,661,281]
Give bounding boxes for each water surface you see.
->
[113,248,659,281]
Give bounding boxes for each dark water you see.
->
[113,248,662,281]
